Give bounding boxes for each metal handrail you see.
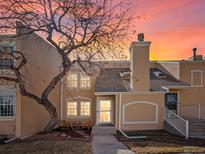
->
[180,104,205,119]
[165,108,189,139]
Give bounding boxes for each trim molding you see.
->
[67,96,92,101]
[122,101,159,124]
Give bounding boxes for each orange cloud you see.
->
[127,0,205,60]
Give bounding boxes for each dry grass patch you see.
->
[0,133,92,154]
[117,130,205,154]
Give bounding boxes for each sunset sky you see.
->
[130,0,205,60]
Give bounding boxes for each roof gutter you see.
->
[95,91,167,96]
[163,86,191,90]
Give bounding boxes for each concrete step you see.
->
[187,118,205,139]
[189,132,205,136]
[91,126,116,136]
[189,135,205,139]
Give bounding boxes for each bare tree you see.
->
[0,0,133,132]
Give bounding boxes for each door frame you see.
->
[165,92,179,114]
[96,97,114,125]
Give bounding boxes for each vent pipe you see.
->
[193,48,197,61]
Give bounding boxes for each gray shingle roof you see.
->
[150,68,190,91]
[95,68,131,92]
[95,68,190,92]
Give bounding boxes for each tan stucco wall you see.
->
[15,26,61,137]
[130,42,150,91]
[63,88,96,125]
[178,62,205,118]
[115,93,164,131]
[0,121,15,135]
[62,65,97,125]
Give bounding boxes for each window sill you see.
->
[66,116,91,119]
[0,117,15,121]
[191,85,203,88]
[67,87,91,90]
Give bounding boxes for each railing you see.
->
[165,108,189,139]
[180,104,205,119]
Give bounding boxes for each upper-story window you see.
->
[191,70,204,87]
[67,72,91,89]
[0,45,15,68]
[67,73,78,88]
[80,74,91,88]
[0,45,15,53]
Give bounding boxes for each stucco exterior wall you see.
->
[178,61,205,118]
[15,25,61,137]
[130,42,150,91]
[115,92,164,131]
[0,121,15,135]
[62,64,97,125]
[63,88,97,125]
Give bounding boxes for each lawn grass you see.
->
[0,133,92,154]
[117,130,205,154]
[0,139,92,154]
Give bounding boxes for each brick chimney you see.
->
[129,33,151,91]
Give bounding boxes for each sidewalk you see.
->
[91,126,135,154]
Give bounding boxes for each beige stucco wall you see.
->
[62,64,97,125]
[15,25,61,137]
[115,92,164,131]
[178,61,205,118]
[0,121,15,135]
[130,42,151,91]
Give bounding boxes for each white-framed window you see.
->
[67,72,91,89]
[67,73,78,88]
[0,95,15,118]
[191,70,204,87]
[67,101,77,116]
[80,74,91,88]
[67,100,91,117]
[80,101,91,116]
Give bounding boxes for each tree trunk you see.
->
[42,99,59,133]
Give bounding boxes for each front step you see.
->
[91,126,116,136]
[184,117,205,139]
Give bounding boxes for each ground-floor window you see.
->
[67,100,91,117]
[67,101,78,116]
[0,95,15,117]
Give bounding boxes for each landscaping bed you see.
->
[117,130,205,154]
[34,127,92,141]
[0,128,92,154]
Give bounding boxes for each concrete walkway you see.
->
[91,126,135,154]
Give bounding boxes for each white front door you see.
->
[97,98,113,125]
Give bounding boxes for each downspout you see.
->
[60,66,63,120]
[118,93,146,139]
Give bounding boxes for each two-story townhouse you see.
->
[0,25,205,139]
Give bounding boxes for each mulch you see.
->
[116,130,205,154]
[24,127,92,142]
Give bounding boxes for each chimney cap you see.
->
[138,33,144,42]
[193,48,197,52]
